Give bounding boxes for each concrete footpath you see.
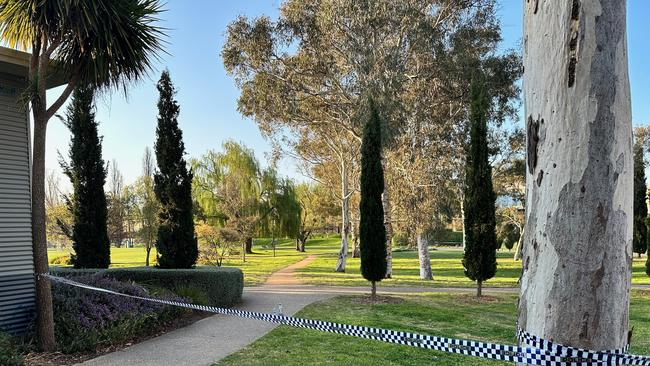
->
[78,255,328,366]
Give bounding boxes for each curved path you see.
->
[264,254,317,286]
[77,258,650,366]
[78,255,324,366]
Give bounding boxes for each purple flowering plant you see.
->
[51,274,187,353]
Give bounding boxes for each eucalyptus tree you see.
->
[519,0,632,352]
[0,0,164,349]
[222,0,520,275]
[296,183,341,251]
[107,160,126,247]
[134,147,159,266]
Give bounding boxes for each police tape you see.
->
[44,274,650,366]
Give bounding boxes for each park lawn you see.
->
[48,247,160,267]
[49,237,650,288]
[47,237,318,286]
[216,290,650,366]
[297,246,650,288]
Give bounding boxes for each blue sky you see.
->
[44,0,650,188]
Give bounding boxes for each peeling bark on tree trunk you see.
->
[417,232,433,280]
[519,0,632,352]
[335,159,351,272]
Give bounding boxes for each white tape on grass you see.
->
[44,274,650,366]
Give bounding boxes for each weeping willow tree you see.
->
[193,141,300,256]
[193,143,259,255]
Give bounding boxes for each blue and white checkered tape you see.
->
[43,274,650,366]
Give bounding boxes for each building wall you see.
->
[0,73,35,334]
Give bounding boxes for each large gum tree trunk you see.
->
[335,159,350,272]
[417,231,432,280]
[519,0,632,352]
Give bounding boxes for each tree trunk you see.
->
[519,0,632,352]
[381,186,393,278]
[417,232,433,280]
[476,280,482,298]
[460,198,466,249]
[145,246,151,267]
[242,242,246,263]
[335,213,349,272]
[371,280,377,301]
[513,225,524,261]
[32,117,56,350]
[335,159,351,272]
[351,220,360,258]
[245,236,253,254]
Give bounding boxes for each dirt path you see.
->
[263,254,317,286]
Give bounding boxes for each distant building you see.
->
[0,47,65,334]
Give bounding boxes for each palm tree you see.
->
[0,0,165,350]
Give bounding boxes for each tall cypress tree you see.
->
[60,87,110,268]
[154,70,198,268]
[633,139,647,258]
[462,72,497,297]
[359,98,387,300]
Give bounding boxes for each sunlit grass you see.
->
[47,237,319,286]
[216,290,650,365]
[297,248,522,288]
[49,236,650,288]
[297,243,650,288]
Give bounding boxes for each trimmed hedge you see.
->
[51,266,243,307]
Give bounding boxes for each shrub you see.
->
[0,331,24,366]
[197,223,239,266]
[51,274,185,353]
[49,253,72,265]
[51,266,244,307]
[391,232,410,248]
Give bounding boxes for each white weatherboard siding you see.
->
[0,73,35,334]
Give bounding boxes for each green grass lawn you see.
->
[49,236,650,288]
[216,290,650,366]
[47,237,314,286]
[296,242,650,288]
